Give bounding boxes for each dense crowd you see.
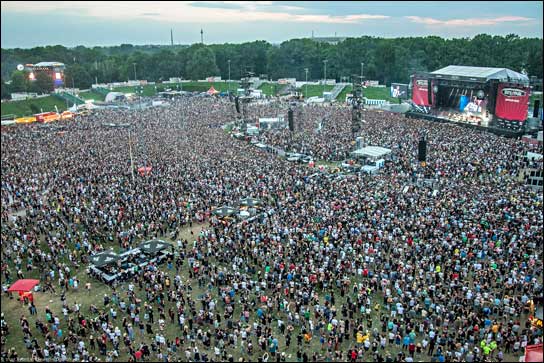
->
[1,96,542,362]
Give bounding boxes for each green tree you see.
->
[186,46,219,80]
[30,72,54,94]
[65,64,93,89]
[10,70,29,93]
[1,78,10,99]
[375,40,396,85]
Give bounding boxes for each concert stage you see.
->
[410,65,531,135]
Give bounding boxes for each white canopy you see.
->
[105,92,126,103]
[351,146,392,160]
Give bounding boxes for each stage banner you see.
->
[495,84,530,121]
[459,95,469,111]
[412,78,430,106]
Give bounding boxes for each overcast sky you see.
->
[1,1,542,48]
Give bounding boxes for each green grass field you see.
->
[110,84,158,97]
[301,84,335,98]
[1,96,68,117]
[173,81,240,93]
[258,82,277,96]
[78,91,105,102]
[336,86,398,103]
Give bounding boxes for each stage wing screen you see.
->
[412,78,430,106]
[390,83,408,99]
[495,84,530,121]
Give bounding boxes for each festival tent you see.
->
[89,251,119,268]
[104,92,126,103]
[212,206,238,217]
[207,86,219,95]
[351,146,392,161]
[138,166,152,176]
[525,344,543,362]
[138,239,172,255]
[8,279,40,302]
[239,197,262,207]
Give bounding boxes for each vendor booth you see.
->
[7,279,40,302]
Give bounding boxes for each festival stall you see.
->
[7,279,40,302]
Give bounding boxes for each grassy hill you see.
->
[79,91,105,101]
[107,82,240,96]
[336,86,398,103]
[1,96,67,117]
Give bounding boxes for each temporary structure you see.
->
[525,344,542,362]
[212,206,238,217]
[138,240,172,255]
[89,251,119,268]
[138,166,152,176]
[7,279,40,302]
[351,146,391,161]
[239,197,262,207]
[207,86,219,95]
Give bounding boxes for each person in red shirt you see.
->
[409,342,416,357]
[350,349,357,362]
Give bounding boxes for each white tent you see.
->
[351,146,392,161]
[105,92,126,103]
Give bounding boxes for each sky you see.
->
[1,1,542,48]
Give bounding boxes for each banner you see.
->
[412,78,430,106]
[459,95,469,112]
[495,84,530,121]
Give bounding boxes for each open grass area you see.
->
[110,84,158,97]
[1,96,68,117]
[79,91,105,102]
[336,86,398,103]
[170,81,239,93]
[258,82,277,96]
[336,86,352,103]
[301,84,334,98]
[109,82,240,96]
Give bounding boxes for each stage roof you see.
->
[31,62,65,68]
[431,65,529,84]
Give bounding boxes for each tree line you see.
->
[2,34,542,99]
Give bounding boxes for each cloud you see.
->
[405,15,533,27]
[1,2,389,25]
[278,5,305,11]
[290,13,390,23]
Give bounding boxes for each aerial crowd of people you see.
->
[1,95,542,362]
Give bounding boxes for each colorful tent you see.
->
[138,166,152,176]
[525,344,543,363]
[8,279,40,292]
[207,86,219,95]
[8,279,40,302]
